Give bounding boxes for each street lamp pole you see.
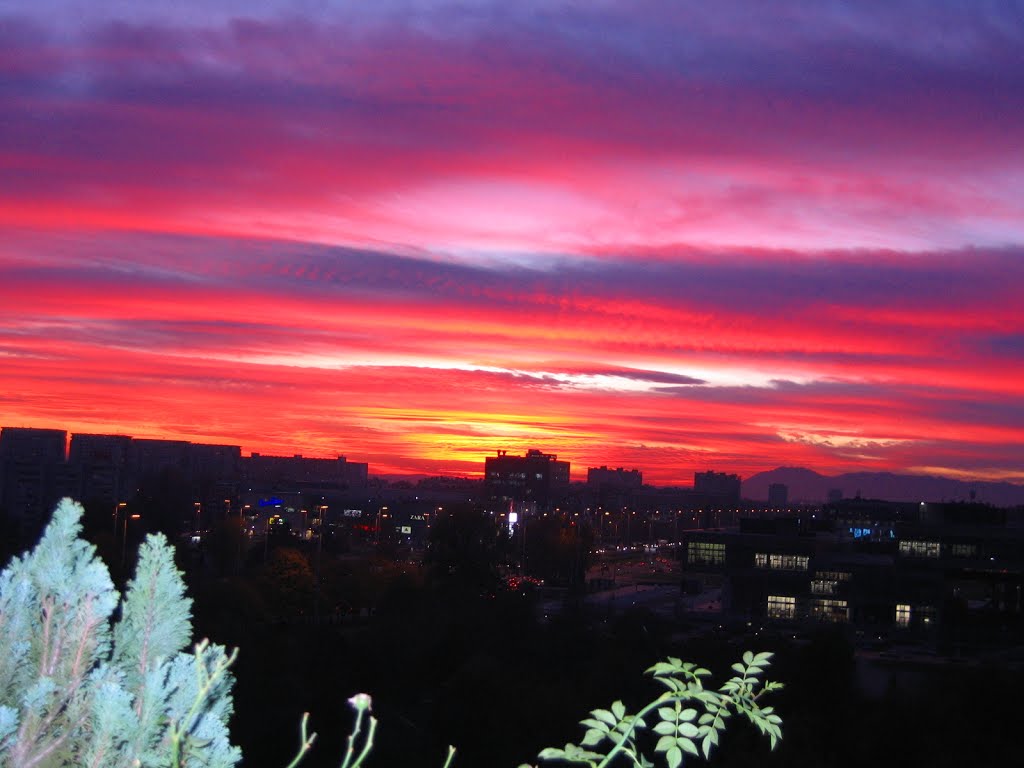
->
[122,513,140,566]
[376,506,387,545]
[315,504,326,622]
[113,501,127,536]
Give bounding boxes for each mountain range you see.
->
[742,467,1024,508]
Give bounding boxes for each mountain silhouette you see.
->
[742,467,1024,507]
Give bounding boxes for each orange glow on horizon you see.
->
[3,5,1024,486]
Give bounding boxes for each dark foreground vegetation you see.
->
[184,511,1024,767]
[3,500,1020,767]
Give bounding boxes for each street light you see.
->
[122,513,141,566]
[112,501,127,536]
[376,506,388,545]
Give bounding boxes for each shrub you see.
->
[0,499,239,767]
[524,653,783,767]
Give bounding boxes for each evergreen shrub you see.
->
[0,499,238,767]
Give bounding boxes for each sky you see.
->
[2,0,1023,484]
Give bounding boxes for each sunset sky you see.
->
[2,1,1023,484]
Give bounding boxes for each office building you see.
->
[768,483,788,507]
[587,466,642,490]
[484,449,570,512]
[682,501,1024,648]
[694,470,741,507]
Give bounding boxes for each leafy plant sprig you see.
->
[523,651,783,768]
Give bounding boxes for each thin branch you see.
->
[282,712,317,768]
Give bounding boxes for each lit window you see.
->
[895,603,911,627]
[898,540,940,558]
[811,579,838,595]
[810,599,848,622]
[755,553,810,571]
[767,595,796,619]
[949,543,977,558]
[815,570,851,582]
[687,541,726,566]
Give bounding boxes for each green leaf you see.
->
[580,729,604,746]
[731,663,745,674]
[666,745,683,768]
[592,708,617,727]
[742,651,754,666]
[653,721,676,736]
[701,732,714,759]
[558,743,604,762]
[655,735,675,753]
[679,708,697,722]
[647,662,677,676]
[580,718,609,733]
[658,707,676,721]
[538,747,567,760]
[657,677,684,692]
[679,723,699,738]
[678,736,700,757]
[611,700,626,721]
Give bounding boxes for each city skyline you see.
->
[2,2,1023,485]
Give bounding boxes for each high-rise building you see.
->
[69,433,132,507]
[768,483,788,507]
[190,443,242,484]
[694,470,741,507]
[128,438,192,480]
[587,466,643,490]
[241,453,367,490]
[1,427,72,547]
[0,427,67,463]
[484,449,570,512]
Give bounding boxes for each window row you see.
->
[754,552,809,571]
[898,539,940,558]
[899,540,979,559]
[895,603,935,627]
[766,595,849,622]
[767,597,932,627]
[687,541,726,565]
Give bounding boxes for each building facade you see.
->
[694,470,741,507]
[484,449,570,512]
[682,502,1024,649]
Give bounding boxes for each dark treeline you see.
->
[71,501,1023,768]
